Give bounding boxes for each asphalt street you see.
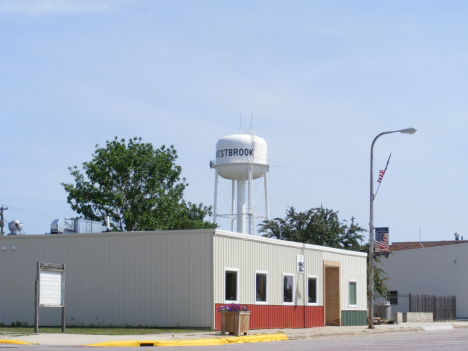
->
[185,328,468,351]
[1,328,468,351]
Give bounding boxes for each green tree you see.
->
[258,206,364,249]
[258,206,388,298]
[361,243,389,299]
[62,137,216,231]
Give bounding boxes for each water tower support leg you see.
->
[231,180,236,232]
[237,180,246,234]
[248,163,253,235]
[213,169,218,224]
[264,172,269,221]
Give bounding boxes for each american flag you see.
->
[377,169,386,183]
[377,154,392,183]
[375,232,389,252]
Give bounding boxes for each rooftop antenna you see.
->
[239,115,242,133]
[246,114,256,136]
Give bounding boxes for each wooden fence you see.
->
[409,294,456,321]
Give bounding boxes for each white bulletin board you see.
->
[35,262,65,332]
[39,270,63,307]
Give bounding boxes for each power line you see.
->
[8,206,51,220]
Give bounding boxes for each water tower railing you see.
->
[211,158,270,166]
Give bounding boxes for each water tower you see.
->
[210,130,269,234]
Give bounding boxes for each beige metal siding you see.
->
[214,237,314,305]
[0,230,214,327]
[213,231,367,310]
[323,252,367,310]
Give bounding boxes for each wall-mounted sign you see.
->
[375,227,390,256]
[297,254,305,273]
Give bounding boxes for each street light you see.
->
[368,127,417,329]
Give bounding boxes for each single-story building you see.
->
[0,229,367,329]
[378,242,468,318]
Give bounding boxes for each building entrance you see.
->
[324,261,341,326]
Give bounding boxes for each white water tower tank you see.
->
[211,131,269,234]
[214,134,268,180]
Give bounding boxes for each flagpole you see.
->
[373,153,392,200]
[369,128,416,329]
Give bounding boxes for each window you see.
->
[225,268,238,302]
[389,291,398,305]
[255,271,267,303]
[283,273,294,304]
[349,280,357,306]
[307,275,318,305]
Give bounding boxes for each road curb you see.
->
[423,326,453,331]
[0,339,33,345]
[287,327,425,340]
[86,334,288,347]
[452,324,468,329]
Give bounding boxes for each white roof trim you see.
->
[0,229,367,258]
[0,229,216,240]
[214,230,367,258]
[391,241,468,254]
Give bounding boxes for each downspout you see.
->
[303,243,306,328]
[211,231,216,330]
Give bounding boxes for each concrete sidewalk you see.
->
[1,321,467,346]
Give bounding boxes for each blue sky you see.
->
[1,0,467,243]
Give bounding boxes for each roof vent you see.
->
[8,220,23,235]
[455,232,460,241]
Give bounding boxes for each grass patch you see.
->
[0,327,209,336]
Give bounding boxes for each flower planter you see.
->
[220,311,250,336]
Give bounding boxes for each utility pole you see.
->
[0,205,8,236]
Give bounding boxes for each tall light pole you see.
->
[368,127,416,329]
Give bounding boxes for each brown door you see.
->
[324,262,341,326]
